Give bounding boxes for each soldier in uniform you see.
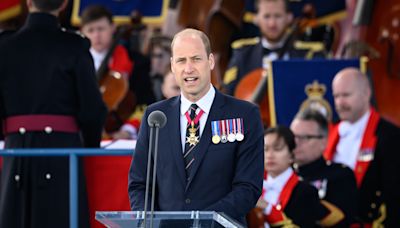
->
[291,109,358,227]
[223,0,326,95]
[0,0,107,227]
[325,68,400,227]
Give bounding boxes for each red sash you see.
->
[324,108,379,187]
[263,172,299,225]
[110,45,133,75]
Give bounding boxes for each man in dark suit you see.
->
[128,28,264,225]
[223,0,326,95]
[0,0,107,227]
[324,68,400,227]
[291,109,358,227]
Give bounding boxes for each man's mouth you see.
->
[184,77,198,83]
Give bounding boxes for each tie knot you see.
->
[263,47,281,55]
[189,104,198,120]
[190,103,198,110]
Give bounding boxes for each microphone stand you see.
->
[143,122,160,228]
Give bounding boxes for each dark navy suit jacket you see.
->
[128,89,264,224]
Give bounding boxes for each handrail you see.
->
[0,148,134,228]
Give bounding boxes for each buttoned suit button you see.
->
[14,175,20,181]
[185,199,191,204]
[45,173,51,180]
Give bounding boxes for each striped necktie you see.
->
[184,103,203,180]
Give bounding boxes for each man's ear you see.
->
[111,23,116,34]
[170,58,175,74]
[209,53,215,70]
[287,12,294,24]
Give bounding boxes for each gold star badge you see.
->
[186,122,199,146]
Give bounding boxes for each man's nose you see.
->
[184,62,194,73]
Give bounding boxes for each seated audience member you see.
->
[291,109,358,227]
[149,35,172,101]
[112,70,180,140]
[223,0,326,95]
[325,67,400,227]
[258,126,320,227]
[81,5,133,80]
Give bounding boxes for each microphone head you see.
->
[147,110,167,128]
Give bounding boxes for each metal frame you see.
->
[0,148,134,228]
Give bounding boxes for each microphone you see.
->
[147,110,167,128]
[143,110,167,228]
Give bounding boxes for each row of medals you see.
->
[212,132,244,144]
[212,119,244,145]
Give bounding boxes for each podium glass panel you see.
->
[95,211,244,228]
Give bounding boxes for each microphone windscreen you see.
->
[147,110,167,128]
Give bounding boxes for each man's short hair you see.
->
[171,28,212,57]
[81,5,113,26]
[295,109,329,137]
[32,0,64,12]
[255,0,291,12]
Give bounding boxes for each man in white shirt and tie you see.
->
[128,28,264,225]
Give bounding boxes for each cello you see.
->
[98,26,136,134]
[357,0,400,125]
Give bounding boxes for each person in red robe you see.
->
[80,5,134,228]
[324,67,400,227]
[258,126,321,227]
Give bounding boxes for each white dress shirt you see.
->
[263,167,293,214]
[261,37,289,66]
[263,167,293,228]
[180,85,215,152]
[90,48,107,72]
[334,110,370,169]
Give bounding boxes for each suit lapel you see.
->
[167,96,186,187]
[186,90,226,190]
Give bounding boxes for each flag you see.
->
[268,58,366,126]
[71,0,169,26]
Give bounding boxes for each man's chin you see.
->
[264,34,285,43]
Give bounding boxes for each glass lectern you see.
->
[95,211,244,228]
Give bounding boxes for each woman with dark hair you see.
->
[258,125,321,227]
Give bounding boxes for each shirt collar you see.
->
[261,37,286,50]
[180,85,215,115]
[90,48,107,59]
[265,167,293,191]
[339,109,370,137]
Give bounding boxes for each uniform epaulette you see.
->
[294,41,325,59]
[61,27,86,38]
[231,37,260,49]
[294,41,324,51]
